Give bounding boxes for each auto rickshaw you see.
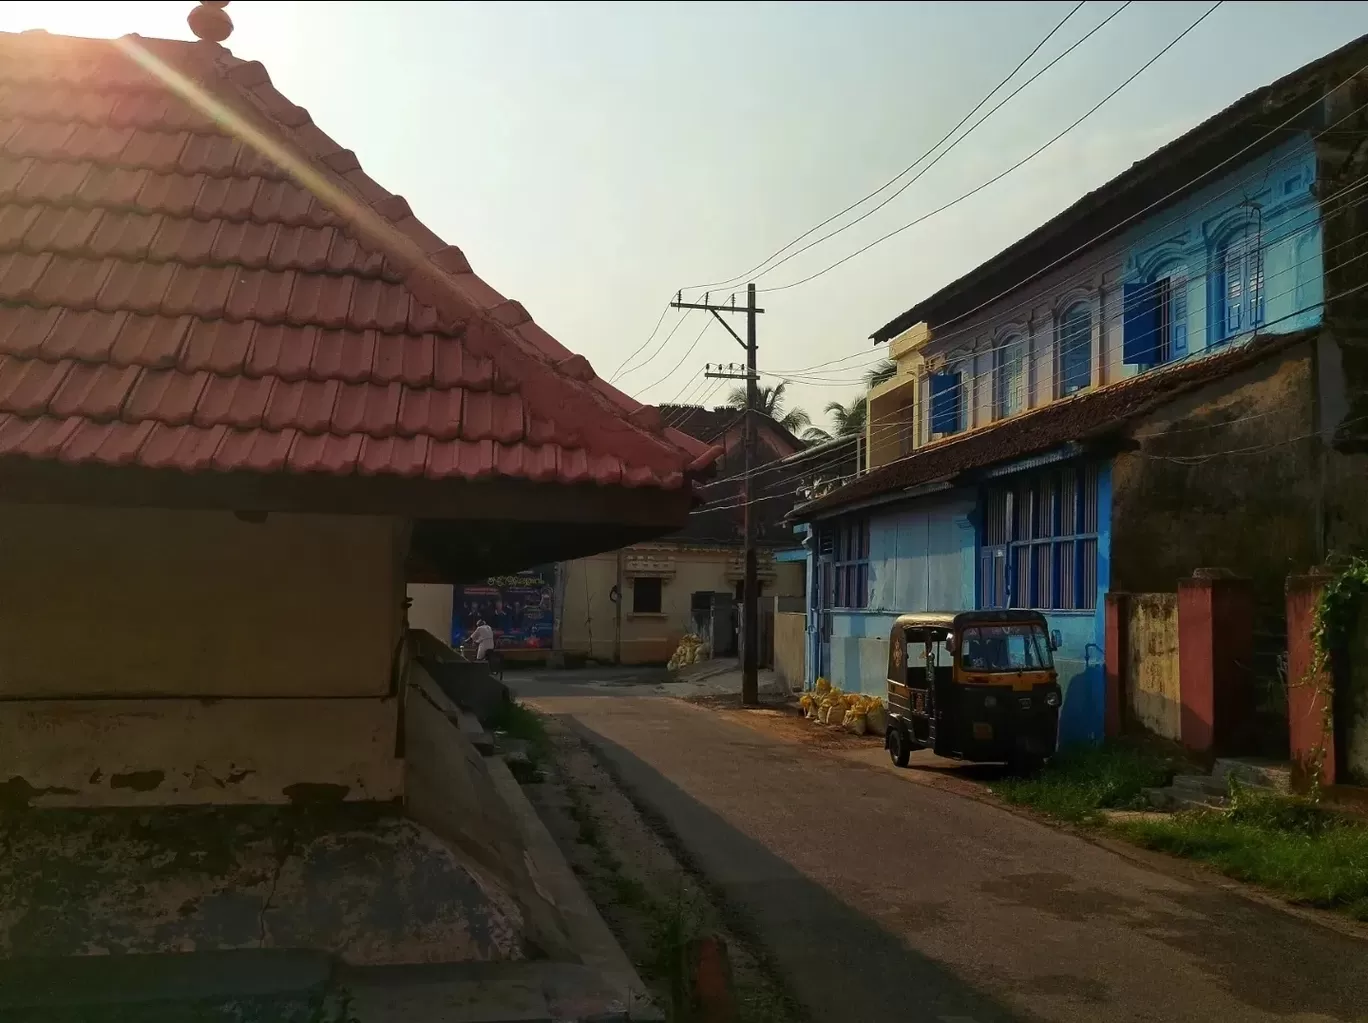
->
[885,610,1061,772]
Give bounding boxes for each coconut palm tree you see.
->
[864,359,897,389]
[824,396,868,437]
[725,380,814,436]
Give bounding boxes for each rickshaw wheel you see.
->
[887,726,911,768]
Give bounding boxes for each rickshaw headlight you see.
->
[1045,690,1060,708]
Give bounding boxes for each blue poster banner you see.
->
[451,565,556,652]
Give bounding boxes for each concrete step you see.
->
[1169,773,1231,799]
[0,950,336,1022]
[1172,794,1227,812]
[1143,785,1227,813]
[1143,786,1176,810]
[1213,758,1292,794]
[343,961,661,1022]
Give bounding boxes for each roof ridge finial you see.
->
[188,1,233,44]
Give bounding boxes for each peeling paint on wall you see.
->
[0,698,402,807]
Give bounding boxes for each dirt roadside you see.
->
[520,714,807,1022]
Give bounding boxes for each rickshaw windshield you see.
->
[958,623,1052,672]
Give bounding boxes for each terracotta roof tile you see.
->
[263,377,338,433]
[196,373,272,428]
[89,211,163,260]
[0,305,61,357]
[48,361,139,420]
[0,28,715,489]
[305,326,369,382]
[125,366,208,425]
[0,355,69,414]
[180,318,253,374]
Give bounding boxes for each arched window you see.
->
[1056,303,1091,397]
[1219,225,1264,340]
[1153,261,1188,364]
[994,333,1026,419]
[1122,260,1188,367]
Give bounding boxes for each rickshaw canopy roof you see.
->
[889,609,1049,641]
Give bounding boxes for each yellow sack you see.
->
[815,677,831,696]
[843,708,868,735]
[865,704,887,735]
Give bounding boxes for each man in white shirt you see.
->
[470,620,495,661]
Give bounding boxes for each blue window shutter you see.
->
[1122,282,1159,364]
[930,372,960,434]
[1171,277,1188,360]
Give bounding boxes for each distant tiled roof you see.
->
[0,30,716,488]
[792,331,1312,519]
[657,403,803,457]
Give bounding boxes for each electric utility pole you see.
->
[673,284,764,705]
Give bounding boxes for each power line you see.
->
[766,79,1368,383]
[699,224,1368,510]
[609,300,674,382]
[637,316,714,394]
[755,1,1225,295]
[681,0,1095,296]
[737,0,1134,292]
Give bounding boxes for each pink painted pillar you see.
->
[1104,593,1129,739]
[1178,570,1254,754]
[1286,573,1336,788]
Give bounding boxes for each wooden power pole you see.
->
[673,285,764,705]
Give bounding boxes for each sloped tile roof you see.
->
[792,330,1313,519]
[0,29,717,488]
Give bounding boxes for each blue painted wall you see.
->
[816,494,976,696]
[1121,133,1322,363]
[973,463,1112,747]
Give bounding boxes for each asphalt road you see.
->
[512,676,1368,1023]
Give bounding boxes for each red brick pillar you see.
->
[1104,593,1130,739]
[1286,573,1335,787]
[1178,569,1253,754]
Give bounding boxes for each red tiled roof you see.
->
[0,29,717,488]
[792,330,1313,519]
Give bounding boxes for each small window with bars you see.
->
[831,517,870,610]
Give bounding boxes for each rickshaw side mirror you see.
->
[1050,629,1062,651]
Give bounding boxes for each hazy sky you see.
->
[7,1,1368,433]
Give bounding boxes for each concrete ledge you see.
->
[0,949,335,1020]
[484,758,661,1021]
[344,960,646,1022]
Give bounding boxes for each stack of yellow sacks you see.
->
[667,634,711,671]
[798,678,887,736]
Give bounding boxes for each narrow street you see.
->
[514,676,1368,1023]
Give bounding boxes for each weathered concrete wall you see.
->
[774,612,806,692]
[1126,594,1182,742]
[0,802,525,964]
[404,667,576,961]
[1112,342,1319,620]
[0,697,402,807]
[407,583,456,648]
[558,545,802,664]
[0,505,405,698]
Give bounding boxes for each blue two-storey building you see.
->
[790,35,1368,750]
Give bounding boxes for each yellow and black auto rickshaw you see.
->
[885,610,1061,772]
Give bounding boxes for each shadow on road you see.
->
[559,715,1031,1023]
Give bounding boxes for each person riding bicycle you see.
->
[470,619,495,661]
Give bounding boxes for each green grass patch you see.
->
[488,699,550,761]
[1116,790,1368,920]
[994,742,1177,823]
